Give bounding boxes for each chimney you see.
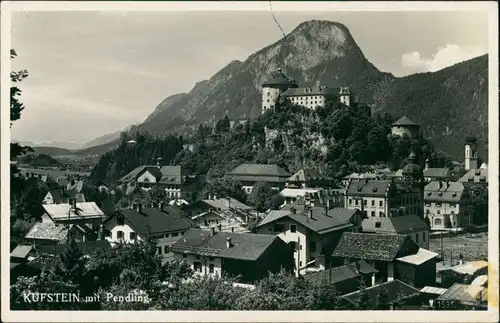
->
[158,201,164,211]
[157,157,163,168]
[226,237,232,249]
[213,194,217,200]
[326,199,331,210]
[136,203,142,213]
[218,224,222,232]
[231,227,234,232]
[355,261,361,274]
[210,227,216,236]
[309,209,313,220]
[371,273,376,287]
[99,224,104,240]
[425,159,430,170]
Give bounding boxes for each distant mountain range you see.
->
[40,20,490,160]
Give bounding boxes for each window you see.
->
[355,199,359,206]
[450,203,456,208]
[157,247,162,255]
[436,203,442,207]
[425,202,431,207]
[164,234,170,238]
[117,215,124,226]
[290,224,297,233]
[349,199,352,205]
[371,200,375,206]
[164,245,169,253]
[309,241,317,253]
[273,223,285,232]
[209,257,214,261]
[299,261,302,267]
[416,234,419,243]
[379,201,383,207]
[437,210,441,214]
[435,218,442,225]
[172,232,179,237]
[379,212,384,217]
[209,263,215,274]
[130,232,136,240]
[422,233,426,242]
[363,200,367,206]
[117,231,124,239]
[371,211,375,217]
[289,241,297,250]
[194,262,202,272]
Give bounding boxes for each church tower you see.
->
[402,151,424,219]
[339,87,354,107]
[464,136,478,171]
[261,68,297,115]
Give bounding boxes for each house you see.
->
[303,260,379,295]
[11,245,35,264]
[183,196,253,221]
[424,181,472,231]
[170,229,294,283]
[345,178,422,219]
[118,163,185,199]
[391,116,420,139]
[419,286,448,307]
[285,168,336,189]
[342,172,379,187]
[459,168,488,186]
[225,163,291,193]
[340,279,424,310]
[439,260,488,288]
[434,283,488,310]
[25,222,93,247]
[42,189,67,205]
[65,179,99,202]
[34,240,112,257]
[255,205,361,275]
[191,210,249,233]
[279,188,322,205]
[102,202,195,261]
[169,199,190,207]
[332,232,438,288]
[282,188,345,209]
[361,215,430,249]
[41,200,106,231]
[423,160,451,183]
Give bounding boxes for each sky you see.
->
[10,9,489,146]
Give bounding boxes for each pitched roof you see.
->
[436,283,487,303]
[171,229,280,261]
[257,206,353,234]
[343,172,379,180]
[282,86,340,97]
[396,248,438,266]
[458,168,488,184]
[35,240,112,256]
[25,222,70,241]
[261,69,297,87]
[332,232,412,262]
[11,245,33,259]
[287,168,332,182]
[362,215,430,235]
[449,260,488,276]
[46,190,67,204]
[109,206,194,236]
[201,198,252,210]
[392,116,419,127]
[118,165,183,184]
[66,180,96,194]
[227,164,291,178]
[279,188,321,198]
[424,181,467,202]
[43,202,105,221]
[342,280,421,306]
[303,260,378,285]
[346,179,393,197]
[423,168,451,179]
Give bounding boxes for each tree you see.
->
[215,115,231,134]
[356,278,371,310]
[265,194,285,210]
[469,185,488,225]
[247,182,275,212]
[375,289,390,310]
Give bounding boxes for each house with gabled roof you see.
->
[65,179,99,203]
[434,283,488,310]
[423,160,451,183]
[225,163,291,194]
[459,168,488,186]
[42,189,67,205]
[285,168,335,189]
[424,181,471,231]
[361,215,430,249]
[170,228,293,283]
[41,201,106,231]
[332,232,438,288]
[102,202,196,261]
[391,116,420,139]
[25,222,94,247]
[118,163,185,199]
[255,205,361,275]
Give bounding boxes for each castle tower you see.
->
[464,136,478,171]
[339,87,353,107]
[261,68,297,115]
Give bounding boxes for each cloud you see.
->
[401,44,487,72]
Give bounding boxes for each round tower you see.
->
[261,68,297,115]
[464,136,478,171]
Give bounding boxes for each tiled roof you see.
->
[261,69,297,87]
[458,168,488,184]
[342,280,421,307]
[449,260,488,276]
[201,198,252,210]
[11,245,33,259]
[35,240,112,256]
[25,222,70,241]
[424,181,467,202]
[287,168,332,182]
[423,168,451,179]
[43,202,105,221]
[303,260,378,285]
[436,283,487,303]
[392,116,419,127]
[332,232,412,262]
[420,286,447,295]
[362,215,429,235]
[118,165,183,184]
[108,206,194,236]
[171,229,280,261]
[396,248,438,265]
[227,164,291,178]
[346,179,393,197]
[282,86,340,97]
[257,206,353,234]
